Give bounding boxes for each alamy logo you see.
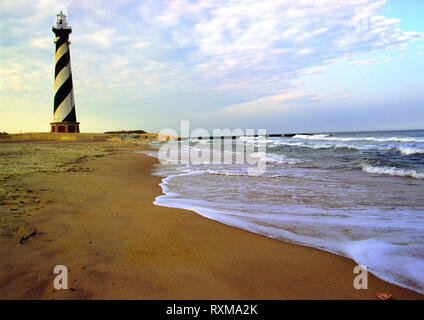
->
[353,264,368,290]
[158,121,268,176]
[53,265,68,290]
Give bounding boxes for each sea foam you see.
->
[141,130,424,295]
[398,146,424,156]
[362,164,424,179]
[294,134,424,143]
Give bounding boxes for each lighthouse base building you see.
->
[51,12,80,133]
[50,121,80,133]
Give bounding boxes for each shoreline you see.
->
[0,140,422,299]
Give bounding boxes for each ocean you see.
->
[141,129,424,294]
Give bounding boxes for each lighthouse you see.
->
[50,12,79,133]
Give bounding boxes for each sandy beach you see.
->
[0,139,422,300]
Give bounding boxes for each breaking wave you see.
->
[362,164,424,179]
[294,134,424,143]
[398,147,424,156]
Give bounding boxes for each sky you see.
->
[0,0,423,134]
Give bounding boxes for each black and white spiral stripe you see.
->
[53,29,76,122]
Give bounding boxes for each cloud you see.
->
[299,67,327,75]
[0,0,423,132]
[201,91,350,121]
[309,94,326,101]
[156,0,215,27]
[182,0,421,87]
[74,29,118,49]
[350,56,393,66]
[29,37,51,50]
[331,94,352,101]
[199,92,318,118]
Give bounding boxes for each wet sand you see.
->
[0,140,422,299]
